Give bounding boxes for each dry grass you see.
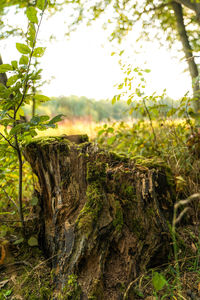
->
[37,118,100,139]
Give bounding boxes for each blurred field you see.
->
[37,117,100,139]
[37,117,192,139]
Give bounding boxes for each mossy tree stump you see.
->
[24,135,174,299]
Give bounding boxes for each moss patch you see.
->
[109,151,128,163]
[76,161,107,237]
[0,243,53,300]
[112,200,123,232]
[60,274,82,300]
[88,279,104,300]
[87,161,107,184]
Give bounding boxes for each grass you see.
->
[1,116,200,299]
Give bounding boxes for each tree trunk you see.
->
[0,54,8,86]
[175,0,200,22]
[24,135,175,299]
[172,2,200,112]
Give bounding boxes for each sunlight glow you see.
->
[1,7,192,101]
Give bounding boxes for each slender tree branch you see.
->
[15,1,48,118]
[0,132,17,150]
[175,0,196,11]
[175,0,200,22]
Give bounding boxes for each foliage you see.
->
[152,272,168,292]
[24,94,179,123]
[60,274,82,299]
[64,0,200,54]
[0,0,59,39]
[62,0,200,112]
[0,0,63,235]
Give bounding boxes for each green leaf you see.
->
[112,97,116,105]
[28,236,38,247]
[31,196,38,206]
[32,47,46,58]
[16,43,31,55]
[37,0,46,10]
[0,64,12,73]
[107,136,116,145]
[107,127,114,133]
[17,107,25,117]
[4,289,12,296]
[7,75,19,86]
[127,98,132,105]
[118,83,124,90]
[48,114,64,125]
[98,129,105,136]
[129,107,134,115]
[167,108,177,117]
[34,94,50,102]
[13,238,24,245]
[39,115,50,122]
[30,115,41,125]
[29,115,50,125]
[27,23,36,46]
[152,272,167,292]
[26,7,38,24]
[9,123,27,135]
[19,55,29,65]
[0,84,9,98]
[11,60,18,70]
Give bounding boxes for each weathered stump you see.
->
[24,135,174,299]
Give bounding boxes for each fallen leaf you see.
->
[191,242,197,253]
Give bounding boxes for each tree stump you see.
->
[24,135,175,299]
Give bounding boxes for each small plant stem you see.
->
[142,98,158,150]
[172,204,181,294]
[14,1,47,118]
[1,186,18,211]
[15,134,25,237]
[32,97,36,117]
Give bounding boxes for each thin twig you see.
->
[0,132,17,150]
[21,254,57,286]
[1,186,19,211]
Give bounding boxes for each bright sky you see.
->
[1,6,192,100]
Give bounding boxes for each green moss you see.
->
[77,183,103,237]
[27,135,70,146]
[77,161,107,237]
[86,161,107,184]
[109,151,128,163]
[112,200,123,232]
[88,279,104,300]
[134,156,167,168]
[121,184,135,199]
[131,218,145,239]
[61,274,82,300]
[77,134,89,143]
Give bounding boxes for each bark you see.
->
[24,135,175,299]
[0,54,8,86]
[174,0,200,22]
[172,1,200,112]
